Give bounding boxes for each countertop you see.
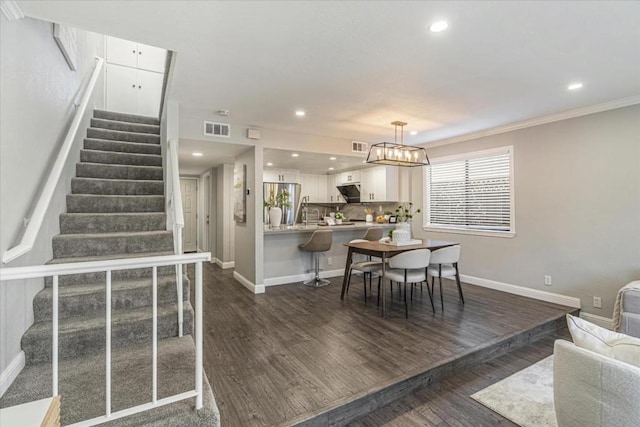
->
[264,222,395,234]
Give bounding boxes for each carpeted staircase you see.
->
[0,110,219,426]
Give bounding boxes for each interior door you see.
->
[136,69,164,117]
[202,174,210,253]
[180,178,198,253]
[106,36,137,68]
[136,42,167,73]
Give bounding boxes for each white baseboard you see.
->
[264,268,344,286]
[233,271,265,294]
[460,274,582,309]
[213,258,235,269]
[0,351,25,398]
[580,312,613,330]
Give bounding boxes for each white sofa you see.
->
[554,339,640,427]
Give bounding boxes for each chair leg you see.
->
[390,280,393,299]
[377,276,381,307]
[410,282,414,301]
[439,276,444,312]
[425,280,435,313]
[404,283,409,319]
[346,267,353,294]
[454,263,464,304]
[363,272,367,302]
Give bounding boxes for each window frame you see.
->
[423,146,515,238]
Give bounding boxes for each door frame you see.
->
[179,177,198,253]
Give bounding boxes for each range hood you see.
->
[337,184,360,203]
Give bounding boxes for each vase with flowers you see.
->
[394,202,421,240]
[264,189,292,228]
[334,212,345,225]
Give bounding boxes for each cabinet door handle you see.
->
[132,50,136,54]
[138,85,142,89]
[132,84,136,88]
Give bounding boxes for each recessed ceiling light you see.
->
[330,157,337,160]
[291,153,299,157]
[410,131,418,136]
[429,21,448,33]
[192,152,203,157]
[567,82,583,91]
[328,167,335,171]
[295,110,305,117]
[266,162,273,166]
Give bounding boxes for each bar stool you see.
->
[298,230,333,287]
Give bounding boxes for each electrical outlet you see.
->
[327,257,332,265]
[593,296,602,309]
[544,275,552,286]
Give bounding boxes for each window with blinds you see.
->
[424,146,514,236]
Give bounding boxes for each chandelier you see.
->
[366,121,430,167]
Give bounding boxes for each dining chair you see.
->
[427,245,463,311]
[345,239,382,302]
[384,248,434,318]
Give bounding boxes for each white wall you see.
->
[215,164,235,266]
[411,105,640,318]
[0,16,104,378]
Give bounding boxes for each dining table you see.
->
[341,239,458,317]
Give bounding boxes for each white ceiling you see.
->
[263,149,368,175]
[17,1,640,174]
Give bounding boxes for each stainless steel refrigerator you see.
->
[263,182,302,226]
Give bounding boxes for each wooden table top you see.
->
[344,239,458,254]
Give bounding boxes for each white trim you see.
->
[264,268,344,286]
[580,312,613,330]
[461,274,581,308]
[0,0,24,21]
[0,351,25,398]
[213,258,235,269]
[424,95,640,149]
[233,271,265,294]
[423,226,516,239]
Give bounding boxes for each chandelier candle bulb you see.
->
[366,120,430,167]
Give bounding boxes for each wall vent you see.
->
[204,121,230,138]
[351,141,368,153]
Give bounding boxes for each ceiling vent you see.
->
[351,141,368,153]
[204,121,230,138]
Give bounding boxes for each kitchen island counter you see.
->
[263,223,396,286]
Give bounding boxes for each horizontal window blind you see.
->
[425,148,513,233]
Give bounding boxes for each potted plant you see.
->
[394,202,421,238]
[334,212,345,225]
[264,189,292,228]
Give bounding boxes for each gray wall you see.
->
[411,105,640,318]
[215,164,235,264]
[0,16,104,375]
[234,146,264,285]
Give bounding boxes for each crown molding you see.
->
[425,95,640,149]
[0,0,24,21]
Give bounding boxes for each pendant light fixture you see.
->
[366,121,430,167]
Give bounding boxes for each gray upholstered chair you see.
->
[384,248,434,318]
[345,228,384,302]
[427,245,463,311]
[298,230,333,287]
[362,227,383,241]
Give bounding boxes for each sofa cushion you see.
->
[567,314,640,368]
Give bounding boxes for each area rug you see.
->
[470,355,557,427]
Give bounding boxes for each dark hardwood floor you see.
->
[189,263,575,427]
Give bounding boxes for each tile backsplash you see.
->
[301,202,401,222]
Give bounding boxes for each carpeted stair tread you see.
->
[87,128,160,144]
[44,251,175,287]
[21,301,193,364]
[0,336,219,427]
[52,230,173,258]
[94,109,160,126]
[67,194,165,213]
[90,118,160,135]
[71,178,164,196]
[76,162,163,180]
[84,138,161,155]
[34,275,187,322]
[60,212,166,233]
[80,149,162,167]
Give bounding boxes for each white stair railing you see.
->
[0,252,210,426]
[166,138,185,336]
[2,56,105,264]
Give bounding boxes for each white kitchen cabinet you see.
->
[263,169,300,183]
[300,174,328,203]
[339,170,360,184]
[360,166,399,202]
[106,64,164,117]
[106,36,167,73]
[327,173,346,203]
